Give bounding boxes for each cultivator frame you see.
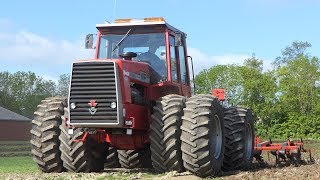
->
[254,136,314,165]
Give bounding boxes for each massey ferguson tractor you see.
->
[30,17,254,177]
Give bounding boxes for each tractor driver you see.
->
[138,44,167,80]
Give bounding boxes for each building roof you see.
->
[0,106,31,121]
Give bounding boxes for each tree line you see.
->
[0,72,69,119]
[195,41,320,139]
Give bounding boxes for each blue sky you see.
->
[0,0,320,80]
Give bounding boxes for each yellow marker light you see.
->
[114,17,165,23]
[144,17,165,22]
[114,18,132,23]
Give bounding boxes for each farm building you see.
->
[0,106,31,141]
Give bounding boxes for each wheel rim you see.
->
[245,123,253,160]
[211,114,223,159]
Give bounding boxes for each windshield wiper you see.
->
[112,29,132,52]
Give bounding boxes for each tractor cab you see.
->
[86,17,192,98]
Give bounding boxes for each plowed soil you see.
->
[1,162,319,180]
[1,141,319,179]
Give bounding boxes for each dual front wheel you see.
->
[30,97,108,173]
[30,97,153,173]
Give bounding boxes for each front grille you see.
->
[69,61,122,126]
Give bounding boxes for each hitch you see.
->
[73,132,89,142]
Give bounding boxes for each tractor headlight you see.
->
[70,103,76,109]
[110,102,117,109]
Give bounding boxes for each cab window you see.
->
[178,46,187,84]
[169,36,178,82]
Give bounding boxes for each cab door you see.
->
[176,39,191,97]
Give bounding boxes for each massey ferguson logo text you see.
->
[88,100,98,115]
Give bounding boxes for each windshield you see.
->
[98,33,167,82]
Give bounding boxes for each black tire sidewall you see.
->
[209,99,225,171]
[243,108,254,168]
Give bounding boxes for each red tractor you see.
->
[30,17,254,177]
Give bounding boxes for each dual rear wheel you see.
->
[180,94,225,177]
[150,95,254,176]
[150,94,186,173]
[223,107,254,171]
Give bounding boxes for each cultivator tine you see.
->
[254,153,264,163]
[308,149,315,163]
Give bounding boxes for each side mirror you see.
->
[85,34,94,49]
[174,34,182,46]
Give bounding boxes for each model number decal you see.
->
[124,70,150,83]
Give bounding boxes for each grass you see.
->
[0,145,30,151]
[0,141,31,157]
[0,141,30,145]
[0,156,38,173]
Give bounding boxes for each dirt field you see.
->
[1,164,319,180]
[1,158,318,180]
[0,141,319,179]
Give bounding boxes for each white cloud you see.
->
[0,18,93,79]
[0,18,273,81]
[0,30,93,65]
[187,47,250,74]
[187,47,274,74]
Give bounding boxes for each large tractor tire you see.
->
[181,94,225,177]
[105,147,120,168]
[30,97,66,172]
[59,107,108,172]
[117,147,152,169]
[150,94,185,173]
[222,107,254,171]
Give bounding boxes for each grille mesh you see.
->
[69,61,119,125]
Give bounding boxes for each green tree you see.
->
[273,41,311,66]
[275,56,320,114]
[269,41,320,138]
[57,74,70,96]
[195,64,243,106]
[240,57,277,137]
[0,71,17,112]
[0,71,56,118]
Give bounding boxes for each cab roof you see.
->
[96,17,186,36]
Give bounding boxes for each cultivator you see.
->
[253,136,314,165]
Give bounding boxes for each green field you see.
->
[0,141,37,176]
[0,156,37,173]
[0,141,31,157]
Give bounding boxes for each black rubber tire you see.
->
[117,147,152,169]
[59,107,108,172]
[105,147,120,168]
[30,97,66,172]
[181,94,225,177]
[150,94,185,173]
[222,107,254,171]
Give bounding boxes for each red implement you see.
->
[253,136,314,164]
